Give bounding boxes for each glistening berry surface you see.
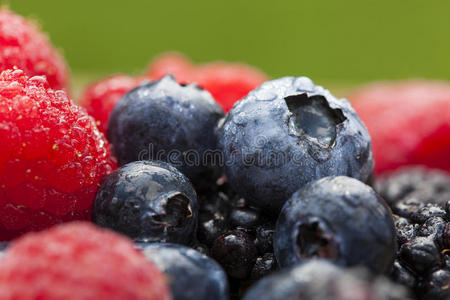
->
[0,222,170,300]
[108,75,224,186]
[93,160,198,244]
[0,9,69,90]
[274,176,396,274]
[0,69,115,240]
[217,76,373,214]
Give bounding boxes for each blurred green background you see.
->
[5,0,450,94]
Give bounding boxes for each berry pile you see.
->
[80,52,269,135]
[0,8,449,300]
[376,167,450,299]
[0,9,69,90]
[0,68,115,240]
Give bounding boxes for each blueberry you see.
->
[138,243,229,300]
[92,160,198,244]
[229,207,263,230]
[108,75,224,186]
[0,242,7,260]
[243,260,410,300]
[274,176,396,274]
[210,229,258,279]
[217,76,373,214]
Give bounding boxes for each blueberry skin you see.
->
[138,243,229,300]
[92,160,198,244]
[217,76,373,213]
[243,260,409,300]
[108,75,224,186]
[274,176,396,274]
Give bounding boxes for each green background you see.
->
[4,0,450,94]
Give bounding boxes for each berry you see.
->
[0,222,170,300]
[376,166,450,211]
[218,76,373,214]
[0,69,115,240]
[108,75,224,186]
[376,167,450,298]
[92,160,198,244]
[147,52,193,84]
[195,62,270,112]
[243,260,410,300]
[80,74,142,134]
[0,9,69,90]
[350,80,450,174]
[210,229,258,279]
[147,52,269,112]
[274,176,396,274]
[139,243,229,300]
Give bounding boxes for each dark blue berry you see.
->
[274,176,396,274]
[399,236,441,274]
[254,223,275,254]
[243,260,409,300]
[217,76,373,214]
[108,75,224,186]
[210,229,258,279]
[138,243,229,300]
[92,160,198,244]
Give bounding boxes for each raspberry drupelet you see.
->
[0,69,116,240]
[0,9,69,90]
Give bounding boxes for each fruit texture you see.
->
[274,176,396,274]
[148,52,269,112]
[217,76,373,214]
[350,80,450,175]
[108,75,224,186]
[0,222,170,300]
[139,243,229,300]
[80,74,141,134]
[0,9,69,90]
[0,69,115,240]
[93,160,198,244]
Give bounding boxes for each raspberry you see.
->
[148,52,269,112]
[0,9,69,90]
[80,74,141,134]
[350,80,450,174]
[0,69,115,240]
[0,222,171,300]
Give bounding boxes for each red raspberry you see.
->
[0,9,69,90]
[350,80,450,174]
[0,69,116,240]
[148,52,269,112]
[80,75,141,134]
[147,52,194,84]
[0,222,171,300]
[195,62,269,112]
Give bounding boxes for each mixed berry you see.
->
[0,7,449,300]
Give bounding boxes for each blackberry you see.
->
[376,167,450,299]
